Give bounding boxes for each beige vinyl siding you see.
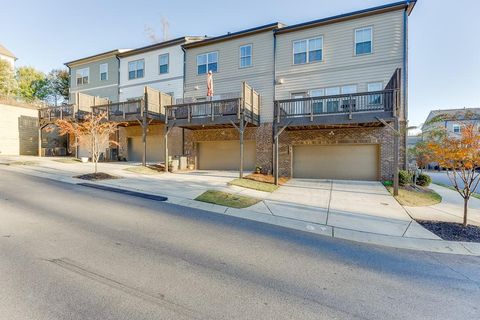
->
[275,9,405,118]
[69,56,119,102]
[184,31,275,123]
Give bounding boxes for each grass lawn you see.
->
[228,178,279,192]
[53,158,81,164]
[433,182,480,200]
[386,185,442,207]
[124,165,163,175]
[195,190,260,208]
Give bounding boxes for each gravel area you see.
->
[417,220,480,242]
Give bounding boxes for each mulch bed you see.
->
[245,173,289,185]
[417,220,480,242]
[74,172,119,181]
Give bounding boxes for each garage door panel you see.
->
[127,135,164,162]
[198,141,256,171]
[293,144,379,180]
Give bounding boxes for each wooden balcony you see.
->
[91,100,157,122]
[38,104,85,127]
[274,89,399,129]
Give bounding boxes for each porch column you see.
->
[393,117,400,196]
[239,117,244,179]
[38,126,42,157]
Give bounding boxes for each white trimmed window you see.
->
[197,52,218,74]
[239,44,252,68]
[128,59,144,80]
[76,68,89,85]
[159,54,169,74]
[293,37,323,64]
[99,63,108,81]
[355,27,373,55]
[453,124,461,134]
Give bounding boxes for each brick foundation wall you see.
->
[183,123,273,172]
[277,126,399,180]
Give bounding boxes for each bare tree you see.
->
[144,16,170,43]
[55,112,123,174]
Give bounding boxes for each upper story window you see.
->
[197,52,218,75]
[355,27,373,55]
[99,63,108,81]
[293,37,323,65]
[76,68,89,85]
[128,59,144,80]
[453,124,461,134]
[239,44,252,68]
[159,53,169,74]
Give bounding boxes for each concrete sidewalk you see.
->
[1,156,480,256]
[405,183,480,226]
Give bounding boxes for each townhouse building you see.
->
[42,0,416,182]
[422,108,480,137]
[0,44,16,68]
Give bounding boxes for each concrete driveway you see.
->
[259,179,433,238]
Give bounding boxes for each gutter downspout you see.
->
[272,31,277,175]
[116,55,121,102]
[181,45,187,155]
[403,2,409,169]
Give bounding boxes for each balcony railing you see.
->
[38,105,76,122]
[274,89,398,124]
[91,100,146,120]
[166,97,260,126]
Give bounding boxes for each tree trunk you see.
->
[463,197,469,227]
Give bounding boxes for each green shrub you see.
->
[399,170,413,186]
[382,180,393,187]
[416,173,432,187]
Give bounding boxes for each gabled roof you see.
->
[422,107,480,130]
[183,22,286,49]
[65,49,131,67]
[275,0,417,35]
[0,44,16,59]
[117,36,204,58]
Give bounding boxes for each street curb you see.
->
[2,164,480,256]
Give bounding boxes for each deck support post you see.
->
[231,118,248,179]
[393,117,400,196]
[38,126,42,157]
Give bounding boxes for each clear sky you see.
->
[1,0,478,127]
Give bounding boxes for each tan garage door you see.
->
[127,135,164,162]
[198,140,256,171]
[293,144,379,180]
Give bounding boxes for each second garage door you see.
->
[293,144,379,180]
[198,140,256,171]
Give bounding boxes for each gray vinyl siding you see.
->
[184,31,275,123]
[275,9,405,118]
[69,56,119,103]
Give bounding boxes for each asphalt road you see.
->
[426,170,467,189]
[1,169,479,320]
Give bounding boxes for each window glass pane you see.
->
[128,71,135,80]
[294,52,307,64]
[159,64,168,74]
[309,38,322,51]
[356,42,372,55]
[100,73,107,81]
[341,85,357,94]
[325,87,340,96]
[128,62,135,72]
[309,89,325,97]
[138,60,144,69]
[208,62,217,73]
[136,69,144,78]
[240,56,251,68]
[198,64,207,74]
[197,54,207,65]
[100,63,108,73]
[159,54,168,65]
[293,40,307,53]
[367,82,383,92]
[208,52,217,63]
[308,49,322,62]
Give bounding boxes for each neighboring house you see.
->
[180,22,284,171]
[422,108,480,138]
[65,49,131,104]
[0,44,16,68]
[0,103,38,155]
